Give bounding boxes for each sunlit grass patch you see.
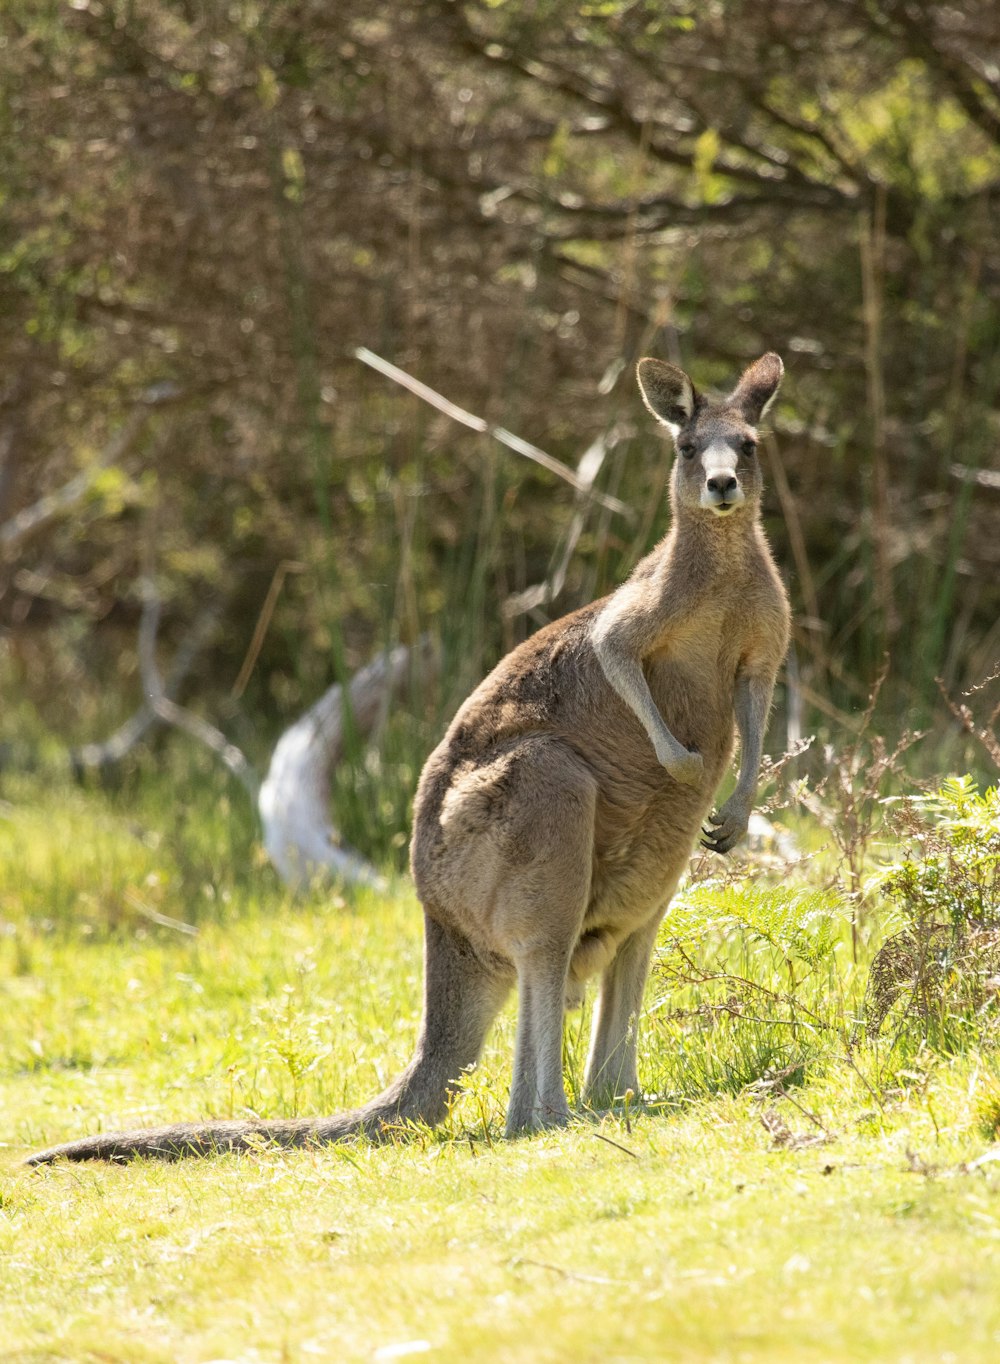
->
[2,771,1000,1360]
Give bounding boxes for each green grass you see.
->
[2,772,1000,1362]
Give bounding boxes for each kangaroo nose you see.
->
[706,474,738,499]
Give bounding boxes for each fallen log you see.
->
[259,638,436,891]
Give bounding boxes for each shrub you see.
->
[864,777,1000,1043]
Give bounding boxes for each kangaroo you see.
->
[28,352,790,1163]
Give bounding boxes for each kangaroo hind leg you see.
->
[397,912,514,1129]
[505,940,578,1136]
[495,743,597,1137]
[583,907,666,1111]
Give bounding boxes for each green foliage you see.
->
[840,60,1000,201]
[975,1063,1000,1140]
[0,760,261,938]
[875,777,1000,933]
[2,0,1000,784]
[861,778,1000,1053]
[691,127,724,205]
[637,882,846,1109]
[676,883,842,969]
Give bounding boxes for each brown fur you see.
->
[28,353,790,1163]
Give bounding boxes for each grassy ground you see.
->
[2,769,1000,1363]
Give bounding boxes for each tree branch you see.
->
[0,409,148,560]
[874,1,1000,147]
[71,602,222,777]
[443,6,857,207]
[259,638,438,891]
[136,578,261,803]
[354,347,634,518]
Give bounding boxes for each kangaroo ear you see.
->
[636,358,696,434]
[730,352,783,425]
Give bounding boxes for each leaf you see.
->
[693,128,723,204]
[677,883,843,966]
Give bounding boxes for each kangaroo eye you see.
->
[678,441,696,460]
[741,439,757,458]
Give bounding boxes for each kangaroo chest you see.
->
[646,600,747,747]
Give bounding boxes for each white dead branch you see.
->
[353,346,634,521]
[72,603,220,776]
[0,409,147,559]
[259,639,435,891]
[136,578,260,803]
[110,574,433,891]
[0,383,181,561]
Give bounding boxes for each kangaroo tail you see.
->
[26,915,511,1165]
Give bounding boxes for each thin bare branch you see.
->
[136,578,261,802]
[231,560,307,700]
[503,426,626,619]
[0,409,147,559]
[936,674,1000,768]
[72,603,222,775]
[354,347,633,518]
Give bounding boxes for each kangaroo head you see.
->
[636,353,783,519]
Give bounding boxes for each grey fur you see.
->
[28,353,790,1163]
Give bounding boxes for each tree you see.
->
[1,1,998,815]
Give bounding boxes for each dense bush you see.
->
[1,1,999,772]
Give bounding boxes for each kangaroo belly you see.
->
[583,777,709,943]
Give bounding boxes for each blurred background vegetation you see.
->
[1,0,998,866]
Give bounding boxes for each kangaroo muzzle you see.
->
[701,446,745,514]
